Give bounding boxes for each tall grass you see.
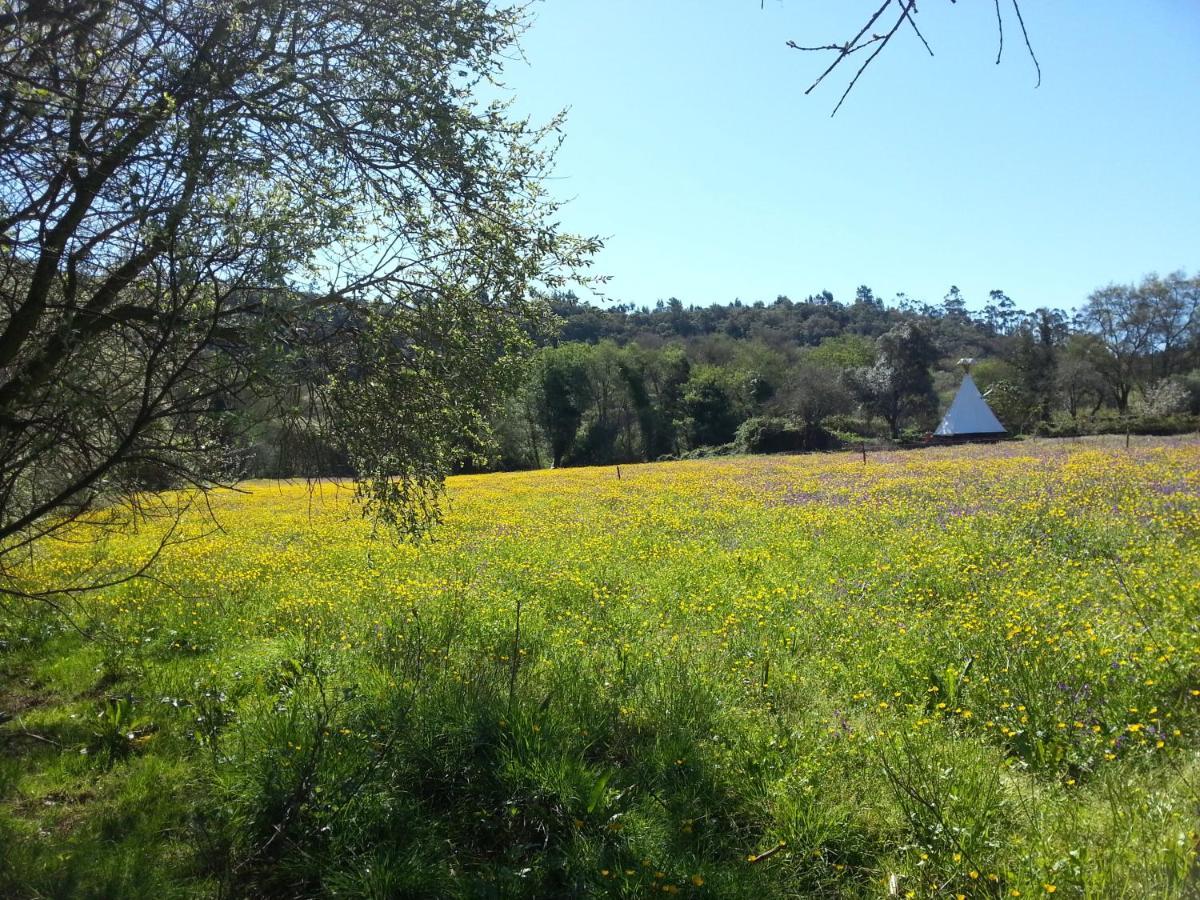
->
[1,437,1198,897]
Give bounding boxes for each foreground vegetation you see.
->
[2,437,1199,897]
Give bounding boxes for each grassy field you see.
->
[1,437,1199,898]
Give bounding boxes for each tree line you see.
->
[467,272,1199,471]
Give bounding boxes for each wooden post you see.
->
[1125,430,1131,450]
[616,465,621,480]
[861,442,867,464]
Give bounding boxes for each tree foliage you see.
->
[851,322,938,438]
[0,0,595,586]
[1082,272,1200,412]
[485,271,1198,468]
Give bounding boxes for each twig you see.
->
[747,841,787,864]
[795,0,892,97]
[0,717,63,748]
[898,1,934,57]
[1010,0,1041,87]
[829,3,913,117]
[994,0,1004,64]
[789,0,1040,114]
[15,728,62,748]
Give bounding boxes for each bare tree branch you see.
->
[994,0,1004,64]
[788,0,1040,115]
[1010,0,1041,87]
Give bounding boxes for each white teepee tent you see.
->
[935,363,1006,438]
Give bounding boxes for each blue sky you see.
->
[501,1,1200,314]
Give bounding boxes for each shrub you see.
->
[734,418,841,455]
[1034,415,1200,439]
[681,443,737,460]
[897,426,930,445]
[735,417,807,454]
[1033,420,1084,439]
[822,414,874,438]
[1126,414,1200,436]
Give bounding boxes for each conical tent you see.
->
[934,374,1006,437]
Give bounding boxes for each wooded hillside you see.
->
[474,274,1200,470]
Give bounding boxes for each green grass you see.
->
[2,437,1199,897]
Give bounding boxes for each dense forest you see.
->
[244,272,1200,475]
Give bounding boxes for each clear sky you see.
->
[500,1,1200,314]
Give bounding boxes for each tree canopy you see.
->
[476,274,1199,470]
[0,0,595,590]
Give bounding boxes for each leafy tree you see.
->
[493,379,547,470]
[0,0,595,586]
[617,351,655,458]
[1081,282,1159,413]
[533,346,590,468]
[681,368,739,448]
[1080,272,1199,413]
[981,380,1036,434]
[851,322,938,438]
[805,333,875,370]
[734,416,806,454]
[640,346,690,458]
[1179,370,1200,415]
[1138,379,1191,417]
[573,341,637,465]
[983,290,1021,336]
[1055,335,1109,420]
[789,361,851,443]
[941,285,968,321]
[1141,271,1200,379]
[854,284,881,308]
[806,289,836,306]
[1009,308,1065,423]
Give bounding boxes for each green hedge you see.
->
[1033,415,1200,439]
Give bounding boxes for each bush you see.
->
[1181,371,1200,415]
[1033,420,1083,439]
[897,426,930,445]
[734,417,807,454]
[681,443,737,460]
[823,413,875,438]
[733,417,842,455]
[1125,414,1200,436]
[1034,415,1200,439]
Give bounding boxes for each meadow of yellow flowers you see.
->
[1,437,1198,897]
